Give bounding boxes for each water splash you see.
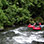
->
[1,27,44,44]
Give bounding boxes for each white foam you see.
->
[31,31,44,34]
[2,27,44,44]
[11,27,44,43]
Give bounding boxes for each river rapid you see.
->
[0,26,44,44]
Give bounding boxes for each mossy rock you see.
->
[0,26,4,30]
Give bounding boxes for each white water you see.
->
[12,27,44,43]
[1,27,44,44]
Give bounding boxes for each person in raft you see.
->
[34,21,41,27]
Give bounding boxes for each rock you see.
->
[0,26,4,31]
[12,25,15,27]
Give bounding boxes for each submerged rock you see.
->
[5,31,15,37]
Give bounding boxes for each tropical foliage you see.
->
[0,0,44,29]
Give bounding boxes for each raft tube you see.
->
[28,24,34,28]
[33,26,41,30]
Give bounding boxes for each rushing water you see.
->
[0,26,44,44]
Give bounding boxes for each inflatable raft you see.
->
[28,24,34,28]
[28,24,41,30]
[33,26,41,30]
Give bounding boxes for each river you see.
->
[0,26,44,44]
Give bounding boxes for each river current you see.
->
[0,27,44,44]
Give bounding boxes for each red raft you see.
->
[33,26,41,30]
[28,24,34,28]
[28,24,41,30]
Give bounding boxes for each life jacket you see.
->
[39,23,41,25]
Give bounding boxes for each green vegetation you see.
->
[0,0,44,29]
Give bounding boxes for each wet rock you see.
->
[5,31,15,37]
[0,27,4,31]
[32,41,44,44]
[12,25,15,27]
